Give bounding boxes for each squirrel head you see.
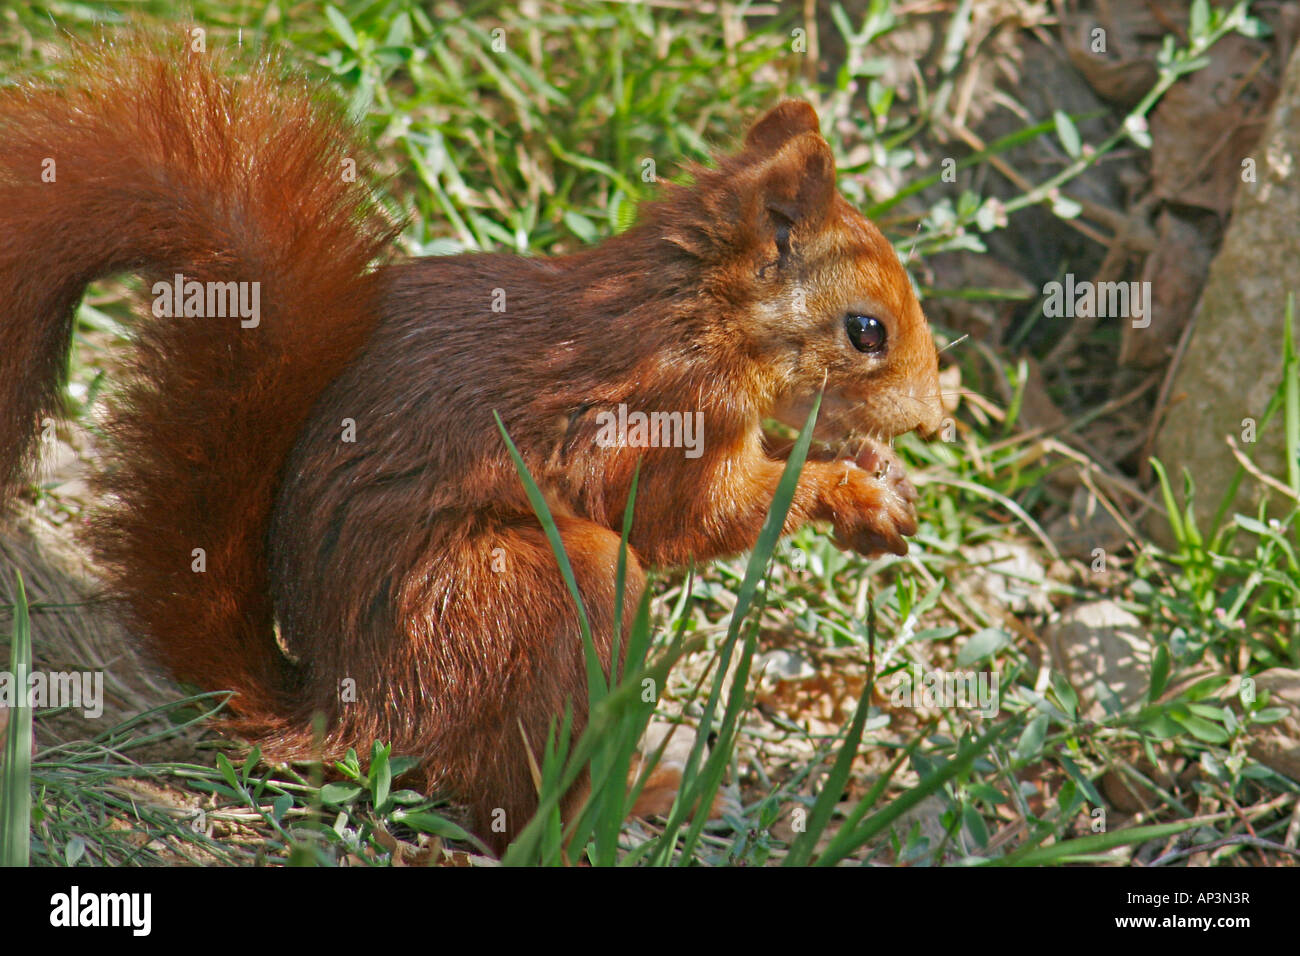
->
[657,100,944,446]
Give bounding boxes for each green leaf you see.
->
[868,80,894,119]
[389,756,421,777]
[1186,702,1228,721]
[1013,713,1050,762]
[392,810,476,843]
[216,753,241,793]
[1148,644,1170,702]
[1125,121,1153,150]
[1234,515,1275,537]
[325,5,360,50]
[65,835,86,866]
[961,803,989,848]
[968,783,1007,805]
[370,746,392,809]
[319,783,363,805]
[1149,458,1184,545]
[1050,673,1078,720]
[563,210,598,244]
[1235,15,1271,39]
[957,627,1010,667]
[1053,110,1081,158]
[1189,0,1210,38]
[336,748,362,780]
[1051,195,1083,219]
[1058,754,1103,806]
[975,199,1000,232]
[387,789,428,806]
[1141,711,1183,739]
[241,745,261,784]
[1172,711,1229,744]
[272,794,293,823]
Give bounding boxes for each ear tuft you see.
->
[744,100,822,157]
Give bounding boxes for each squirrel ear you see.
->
[755,131,836,230]
[744,100,822,156]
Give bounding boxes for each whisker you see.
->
[903,220,922,269]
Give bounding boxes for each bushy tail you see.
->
[0,33,398,723]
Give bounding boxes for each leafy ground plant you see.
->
[0,0,1296,866]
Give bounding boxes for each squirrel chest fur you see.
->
[0,36,943,853]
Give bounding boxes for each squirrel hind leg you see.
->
[400,516,646,856]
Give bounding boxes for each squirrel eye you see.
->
[845,313,887,353]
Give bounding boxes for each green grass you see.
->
[1,574,33,867]
[1,0,1296,866]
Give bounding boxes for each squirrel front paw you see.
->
[819,439,919,557]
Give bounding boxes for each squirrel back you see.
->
[0,35,397,723]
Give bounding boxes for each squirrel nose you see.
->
[916,415,943,440]
[925,403,946,437]
[912,385,945,439]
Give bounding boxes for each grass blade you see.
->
[650,392,825,864]
[814,720,1016,866]
[1,573,33,867]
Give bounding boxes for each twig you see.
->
[1285,796,1300,849]
[945,121,1112,247]
[1150,833,1300,866]
[1226,435,1300,502]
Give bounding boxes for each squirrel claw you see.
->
[825,438,920,557]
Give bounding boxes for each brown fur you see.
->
[0,34,943,854]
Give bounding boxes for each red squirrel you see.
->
[0,34,943,853]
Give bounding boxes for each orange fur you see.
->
[0,35,942,854]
